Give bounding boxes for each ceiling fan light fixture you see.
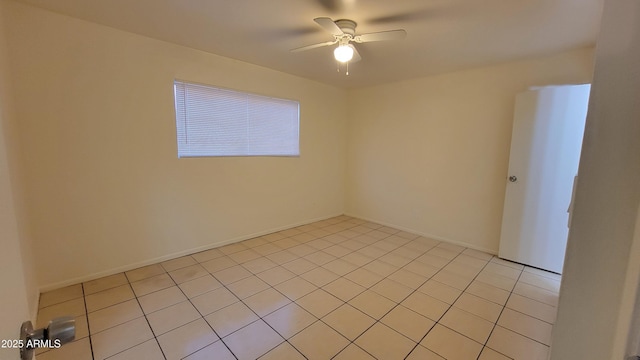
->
[334,44,354,63]
[291,17,406,72]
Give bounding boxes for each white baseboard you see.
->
[39,212,343,293]
[344,212,498,255]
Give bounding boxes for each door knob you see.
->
[509,175,518,182]
[20,317,75,360]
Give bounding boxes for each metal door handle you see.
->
[20,317,75,360]
[509,175,518,182]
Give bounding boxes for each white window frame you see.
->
[174,80,300,158]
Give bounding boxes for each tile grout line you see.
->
[225,224,468,359]
[198,241,361,359]
[89,219,362,359]
[169,278,241,360]
[81,283,96,360]
[85,275,173,360]
[212,219,394,359]
[217,274,309,359]
[402,249,494,359]
[296,221,403,359]
[474,265,526,360]
[498,305,555,326]
[470,275,559,313]
[317,233,466,358]
[122,272,169,360]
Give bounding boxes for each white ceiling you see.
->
[15,0,603,88]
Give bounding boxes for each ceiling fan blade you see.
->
[354,29,407,43]
[316,0,343,12]
[349,44,361,63]
[314,17,344,36]
[290,40,338,52]
[367,9,435,25]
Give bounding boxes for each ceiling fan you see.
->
[291,17,407,73]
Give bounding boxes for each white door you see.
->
[498,85,590,273]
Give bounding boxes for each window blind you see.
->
[174,81,300,157]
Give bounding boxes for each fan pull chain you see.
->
[336,61,350,76]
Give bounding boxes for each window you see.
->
[174,80,300,157]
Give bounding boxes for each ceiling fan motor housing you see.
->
[335,19,357,36]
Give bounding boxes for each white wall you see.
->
[550,0,640,358]
[0,1,39,358]
[3,0,347,290]
[346,48,594,253]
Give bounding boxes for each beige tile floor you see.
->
[35,216,561,360]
